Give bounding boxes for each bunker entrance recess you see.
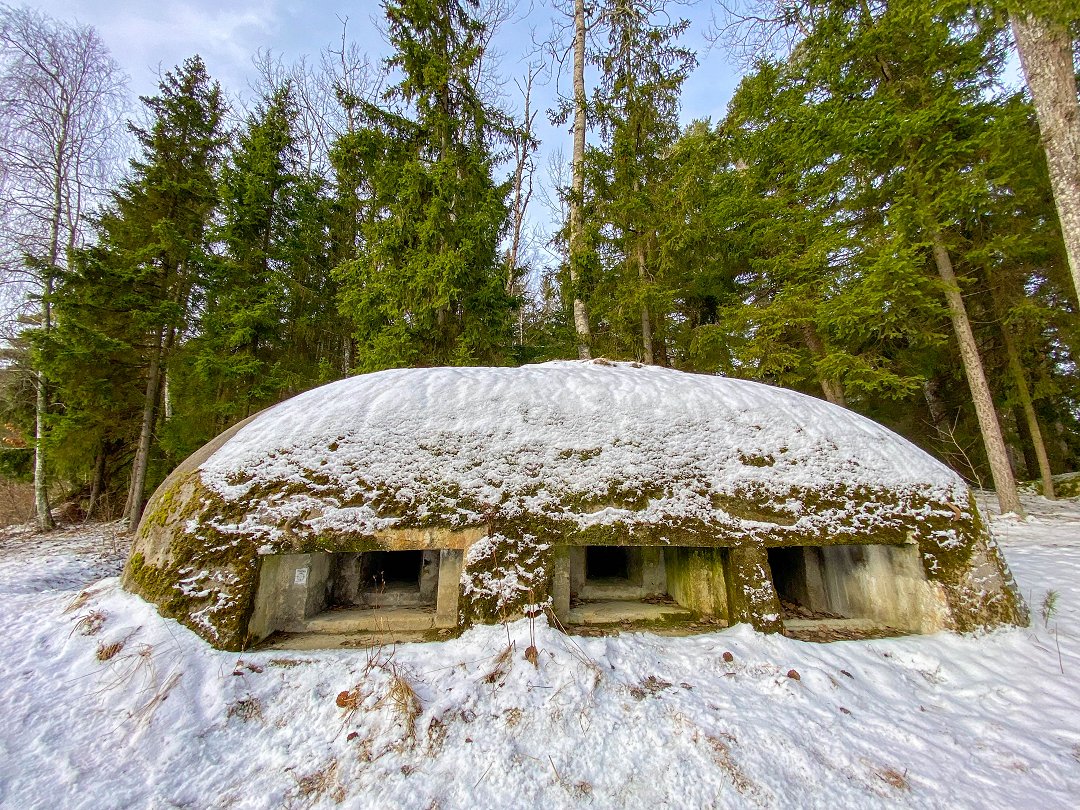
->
[248,549,463,642]
[766,543,943,635]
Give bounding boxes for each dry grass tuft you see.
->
[630,675,672,700]
[129,671,182,728]
[63,589,94,615]
[291,759,345,804]
[96,639,125,661]
[874,766,909,791]
[705,734,767,802]
[71,609,106,637]
[227,696,264,722]
[334,646,424,743]
[503,707,523,727]
[381,668,422,736]
[483,645,513,684]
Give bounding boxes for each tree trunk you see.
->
[1012,404,1039,481]
[1001,324,1055,498]
[800,323,847,408]
[569,0,592,359]
[922,377,948,434]
[636,239,654,364]
[124,327,166,528]
[1011,13,1080,307]
[86,445,107,521]
[930,232,1023,515]
[33,134,68,533]
[33,367,53,531]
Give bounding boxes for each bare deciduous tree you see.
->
[0,4,128,530]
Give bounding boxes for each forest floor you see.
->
[0,493,1078,809]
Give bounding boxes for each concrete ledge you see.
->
[567,600,694,625]
[784,618,882,632]
[295,606,454,633]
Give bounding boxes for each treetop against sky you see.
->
[34,0,735,131]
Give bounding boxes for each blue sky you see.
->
[35,0,739,137]
[34,0,742,262]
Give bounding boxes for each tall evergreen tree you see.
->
[731,0,1025,513]
[585,0,695,364]
[331,0,513,370]
[50,56,226,526]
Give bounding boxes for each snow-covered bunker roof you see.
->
[124,361,1027,650]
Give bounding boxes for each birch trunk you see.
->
[1011,13,1080,306]
[569,0,592,358]
[930,232,1023,515]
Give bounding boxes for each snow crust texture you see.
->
[196,361,966,541]
[1,495,1077,809]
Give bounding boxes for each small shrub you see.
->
[1041,589,1060,627]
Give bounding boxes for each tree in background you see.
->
[1009,0,1080,307]
[705,0,1035,513]
[585,0,695,364]
[0,4,127,529]
[172,81,352,457]
[331,0,514,370]
[48,56,226,527]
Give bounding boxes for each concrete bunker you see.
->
[559,546,693,625]
[121,361,1028,651]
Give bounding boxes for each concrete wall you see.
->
[571,546,667,600]
[248,552,332,640]
[770,543,947,633]
[666,547,729,618]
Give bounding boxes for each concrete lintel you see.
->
[373,526,486,551]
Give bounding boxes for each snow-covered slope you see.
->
[195,361,965,540]
[1,495,1077,809]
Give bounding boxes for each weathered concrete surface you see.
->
[725,546,784,634]
[248,553,331,642]
[567,600,693,625]
[769,543,950,634]
[666,547,729,618]
[300,606,452,633]
[435,549,463,628]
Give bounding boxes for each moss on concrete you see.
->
[127,461,1027,648]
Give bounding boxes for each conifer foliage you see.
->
[331,0,514,370]
[5,1,1080,525]
[48,56,227,525]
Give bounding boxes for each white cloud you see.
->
[32,0,284,96]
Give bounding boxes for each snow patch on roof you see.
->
[196,361,964,537]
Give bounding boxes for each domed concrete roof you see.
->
[194,360,963,541]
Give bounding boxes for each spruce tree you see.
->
[331,0,513,370]
[584,0,695,364]
[50,56,226,526]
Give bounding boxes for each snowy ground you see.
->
[1,495,1078,809]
